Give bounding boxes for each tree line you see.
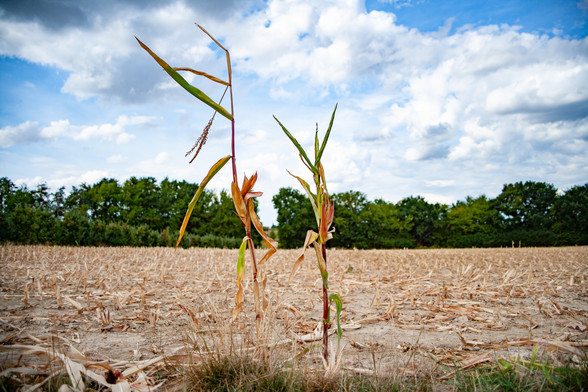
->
[0,177,251,248]
[1,177,586,248]
[273,181,588,248]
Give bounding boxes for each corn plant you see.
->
[274,105,343,372]
[136,25,277,339]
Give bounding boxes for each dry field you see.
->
[1,245,587,389]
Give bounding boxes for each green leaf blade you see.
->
[176,155,232,248]
[316,103,338,165]
[273,115,315,172]
[287,171,320,225]
[136,37,233,121]
[329,293,343,344]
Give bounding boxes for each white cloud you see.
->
[426,180,455,187]
[107,155,127,163]
[116,133,136,144]
[486,62,588,116]
[421,193,455,205]
[0,121,40,147]
[80,170,109,184]
[1,0,587,224]
[75,123,122,141]
[1,115,154,147]
[40,120,74,139]
[154,152,168,165]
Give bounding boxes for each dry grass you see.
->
[1,245,587,390]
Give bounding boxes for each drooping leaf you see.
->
[287,171,320,225]
[196,24,232,86]
[249,201,278,265]
[316,104,338,165]
[253,278,260,317]
[241,172,257,198]
[313,243,328,289]
[318,162,328,193]
[232,236,249,320]
[136,37,233,121]
[231,181,250,229]
[197,24,228,51]
[173,67,229,86]
[329,293,343,345]
[274,116,315,172]
[176,155,231,248]
[319,192,334,243]
[288,230,319,284]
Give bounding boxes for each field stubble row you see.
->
[0,245,587,388]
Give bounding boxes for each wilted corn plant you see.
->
[274,105,343,373]
[136,25,277,340]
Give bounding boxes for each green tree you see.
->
[396,196,447,247]
[494,181,557,230]
[362,199,414,248]
[121,177,162,228]
[552,183,588,244]
[0,178,15,241]
[272,187,315,248]
[331,191,368,248]
[52,186,66,219]
[0,181,56,244]
[158,178,200,231]
[87,178,123,223]
[208,190,245,239]
[0,177,15,213]
[446,195,495,235]
[65,183,93,217]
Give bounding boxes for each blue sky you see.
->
[1,0,587,225]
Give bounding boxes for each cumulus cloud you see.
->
[1,0,587,222]
[0,116,154,147]
[80,170,110,184]
[0,121,40,147]
[40,120,73,139]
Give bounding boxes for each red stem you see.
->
[230,93,237,183]
[321,242,329,362]
[228,70,260,316]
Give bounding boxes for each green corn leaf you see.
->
[329,293,343,345]
[176,155,232,248]
[273,115,316,173]
[287,171,320,225]
[237,236,248,280]
[314,125,320,162]
[233,236,249,319]
[315,104,338,165]
[313,243,328,290]
[136,37,233,121]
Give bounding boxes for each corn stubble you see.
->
[1,246,587,390]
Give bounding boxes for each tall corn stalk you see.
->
[274,105,343,372]
[136,25,277,340]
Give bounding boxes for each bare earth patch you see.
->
[1,245,587,388]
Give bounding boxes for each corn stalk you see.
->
[136,25,276,339]
[274,105,342,371]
